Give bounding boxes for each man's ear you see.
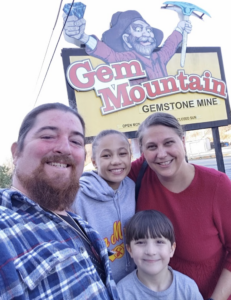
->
[91,158,97,169]
[122,33,133,49]
[11,142,19,165]
[84,147,87,160]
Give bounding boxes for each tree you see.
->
[0,165,12,188]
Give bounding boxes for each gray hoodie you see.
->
[72,170,136,283]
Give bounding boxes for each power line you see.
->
[34,0,75,107]
[35,0,64,86]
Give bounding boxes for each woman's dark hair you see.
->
[137,112,184,148]
[92,129,130,160]
[17,103,85,153]
[126,210,175,245]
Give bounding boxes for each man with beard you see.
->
[64,10,192,85]
[0,103,119,300]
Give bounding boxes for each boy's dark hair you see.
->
[126,210,175,245]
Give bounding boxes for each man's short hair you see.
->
[125,210,175,245]
[17,103,85,153]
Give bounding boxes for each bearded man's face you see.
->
[12,109,85,211]
[127,20,156,56]
[16,153,80,211]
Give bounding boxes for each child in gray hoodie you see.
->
[72,129,135,283]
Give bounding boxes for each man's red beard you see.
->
[16,154,80,211]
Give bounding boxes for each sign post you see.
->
[212,127,226,173]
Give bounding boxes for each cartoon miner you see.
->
[64,10,192,85]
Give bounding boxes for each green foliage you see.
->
[0,165,12,188]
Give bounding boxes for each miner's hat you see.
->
[102,10,164,52]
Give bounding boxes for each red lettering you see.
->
[202,71,227,97]
[176,71,189,91]
[188,75,203,91]
[96,66,113,83]
[112,61,146,80]
[212,79,227,97]
[143,77,179,100]
[68,60,95,90]
[129,86,146,103]
[160,77,179,93]
[203,71,211,92]
[98,83,134,114]
[143,81,161,99]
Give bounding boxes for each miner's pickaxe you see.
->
[162,1,211,67]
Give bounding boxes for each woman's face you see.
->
[141,125,186,180]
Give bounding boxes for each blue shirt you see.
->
[0,189,119,300]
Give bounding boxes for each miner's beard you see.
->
[129,35,156,56]
[16,154,79,211]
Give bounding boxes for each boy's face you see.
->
[127,236,176,280]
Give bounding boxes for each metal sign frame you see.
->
[61,46,231,141]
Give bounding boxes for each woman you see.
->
[129,112,231,300]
